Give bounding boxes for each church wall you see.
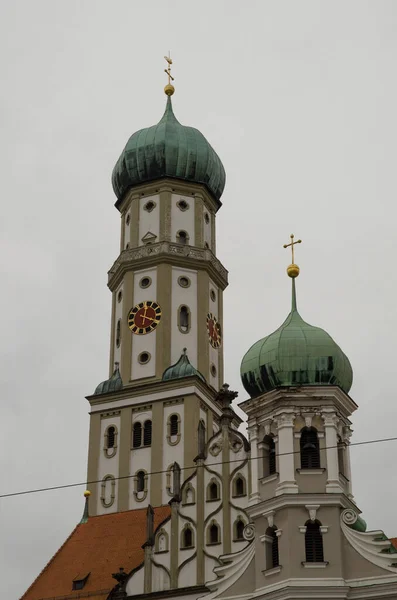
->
[341,534,394,580]
[171,194,195,245]
[138,194,160,243]
[126,565,144,596]
[130,268,158,381]
[171,267,198,367]
[152,562,170,592]
[178,556,197,588]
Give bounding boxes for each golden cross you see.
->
[164,52,174,85]
[283,234,302,264]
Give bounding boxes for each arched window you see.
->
[170,414,179,436]
[234,519,245,541]
[233,474,246,497]
[143,420,152,446]
[207,480,220,501]
[133,422,142,448]
[300,427,320,469]
[265,526,279,569]
[305,520,324,563]
[263,435,276,477]
[208,522,220,545]
[107,426,115,449]
[178,305,190,333]
[176,230,189,245]
[181,525,194,549]
[136,471,145,493]
[182,483,196,505]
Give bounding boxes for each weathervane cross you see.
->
[283,234,302,264]
[164,52,174,85]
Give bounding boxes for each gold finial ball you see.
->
[84,490,91,498]
[287,263,300,278]
[164,83,175,96]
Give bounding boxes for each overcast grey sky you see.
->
[1,1,397,598]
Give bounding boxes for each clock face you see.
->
[128,301,162,335]
[207,313,222,348]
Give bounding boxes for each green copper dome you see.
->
[94,365,123,396]
[112,97,226,204]
[240,280,353,397]
[163,349,205,383]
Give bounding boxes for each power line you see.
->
[1,435,396,500]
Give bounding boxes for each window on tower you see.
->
[178,305,190,333]
[232,474,247,497]
[337,435,346,477]
[143,420,152,446]
[207,521,221,545]
[176,230,189,245]
[233,517,245,542]
[136,470,145,493]
[207,479,220,501]
[133,422,142,448]
[305,520,324,563]
[265,526,279,570]
[300,427,321,469]
[181,525,194,549]
[116,319,121,348]
[170,414,179,436]
[107,426,115,449]
[262,434,276,478]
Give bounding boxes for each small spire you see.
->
[164,52,175,96]
[80,490,91,524]
[283,233,302,278]
[291,278,298,312]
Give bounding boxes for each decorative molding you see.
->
[263,565,282,577]
[100,410,121,418]
[108,241,228,290]
[263,511,276,529]
[302,561,329,568]
[296,468,326,475]
[260,473,279,485]
[243,524,255,541]
[305,504,320,522]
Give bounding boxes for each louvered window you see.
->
[183,527,193,548]
[305,521,324,562]
[271,531,279,567]
[107,426,115,449]
[235,520,245,540]
[170,414,179,436]
[209,524,219,544]
[265,526,279,569]
[300,427,320,469]
[133,422,142,448]
[143,420,152,446]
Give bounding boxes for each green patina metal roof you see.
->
[94,365,123,396]
[240,280,353,397]
[162,349,205,383]
[112,97,226,205]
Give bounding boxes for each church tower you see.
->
[86,65,229,517]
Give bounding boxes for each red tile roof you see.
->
[391,538,397,550]
[21,506,171,600]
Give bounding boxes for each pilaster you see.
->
[275,411,298,495]
[248,425,261,505]
[322,410,343,494]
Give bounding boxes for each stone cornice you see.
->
[107,241,228,292]
[86,376,242,426]
[240,386,358,422]
[115,177,221,214]
[246,492,359,520]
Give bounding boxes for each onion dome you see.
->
[162,349,205,382]
[94,364,123,396]
[240,279,353,397]
[112,97,226,206]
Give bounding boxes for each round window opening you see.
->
[139,276,152,289]
[178,276,191,288]
[210,364,217,377]
[117,290,123,303]
[144,201,156,212]
[126,214,130,225]
[138,352,151,365]
[204,212,210,224]
[210,289,216,302]
[177,199,189,211]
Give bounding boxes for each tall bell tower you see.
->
[86,61,229,517]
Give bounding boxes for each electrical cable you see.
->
[1,435,396,500]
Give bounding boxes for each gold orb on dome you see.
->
[287,263,300,278]
[164,84,175,96]
[84,490,91,498]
